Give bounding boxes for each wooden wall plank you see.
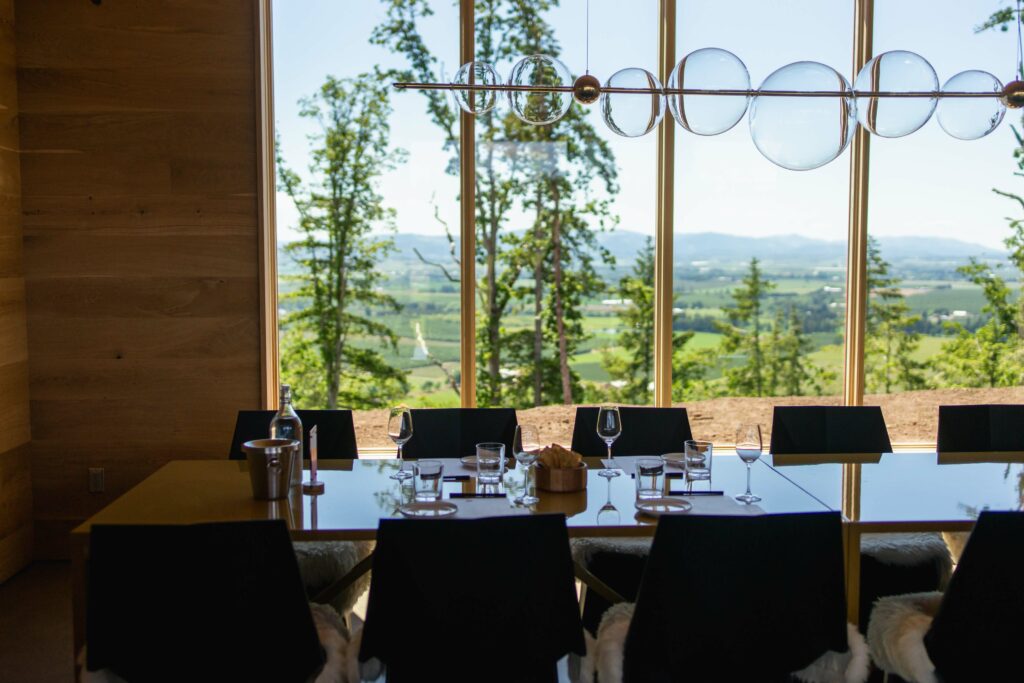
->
[17,0,262,558]
[0,0,31,583]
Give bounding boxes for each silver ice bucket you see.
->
[242,438,300,500]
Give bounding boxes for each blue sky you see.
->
[274,1,1021,250]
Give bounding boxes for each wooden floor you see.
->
[0,562,73,683]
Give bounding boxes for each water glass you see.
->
[413,460,444,502]
[635,457,665,500]
[513,425,541,505]
[684,440,713,487]
[476,442,505,484]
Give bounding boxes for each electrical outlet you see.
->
[88,467,105,493]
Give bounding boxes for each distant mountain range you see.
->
[279,230,1008,272]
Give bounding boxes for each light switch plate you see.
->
[88,467,105,493]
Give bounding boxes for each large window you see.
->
[864,1,1023,443]
[270,1,1024,448]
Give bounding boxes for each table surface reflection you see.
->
[764,451,1024,525]
[73,456,831,540]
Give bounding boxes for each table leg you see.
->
[310,551,374,606]
[844,524,861,627]
[574,560,626,606]
[71,533,88,682]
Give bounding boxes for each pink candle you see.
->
[310,425,318,481]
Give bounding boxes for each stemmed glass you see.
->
[512,425,541,505]
[597,473,620,525]
[596,405,622,461]
[387,407,414,481]
[734,423,763,504]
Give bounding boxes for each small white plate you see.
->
[634,497,693,517]
[399,501,458,518]
[662,453,687,468]
[460,455,478,466]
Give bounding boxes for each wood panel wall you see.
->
[16,0,264,558]
[0,0,32,582]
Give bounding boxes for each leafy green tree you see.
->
[776,305,832,396]
[717,258,775,396]
[936,260,1024,387]
[865,237,926,393]
[374,0,616,407]
[277,73,410,408]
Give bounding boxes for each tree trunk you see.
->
[551,187,572,405]
[533,187,544,406]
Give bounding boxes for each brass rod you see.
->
[459,0,476,407]
[653,0,675,408]
[394,82,1002,98]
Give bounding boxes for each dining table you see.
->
[67,448,1024,674]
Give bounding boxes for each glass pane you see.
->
[674,1,854,443]
[865,1,1022,444]
[273,1,459,448]
[473,1,659,444]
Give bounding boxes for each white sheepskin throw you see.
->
[866,591,943,683]
[589,604,867,683]
[860,533,952,574]
[570,537,652,567]
[941,530,969,564]
[792,624,870,683]
[80,603,353,683]
[345,613,383,683]
[295,540,375,614]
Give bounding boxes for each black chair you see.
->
[936,404,1024,563]
[570,406,694,634]
[399,407,518,460]
[592,512,865,683]
[359,515,585,683]
[228,409,359,460]
[227,410,372,615]
[937,404,1024,454]
[86,520,332,682]
[770,405,892,455]
[868,511,1024,683]
[770,406,951,633]
[570,406,693,457]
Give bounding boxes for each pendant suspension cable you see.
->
[585,0,591,75]
[1017,0,1023,79]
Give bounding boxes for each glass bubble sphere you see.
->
[749,61,857,171]
[601,67,665,137]
[507,54,573,125]
[854,50,937,137]
[668,48,750,136]
[452,61,501,115]
[937,70,1006,140]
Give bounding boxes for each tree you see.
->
[602,238,705,403]
[277,73,410,408]
[776,305,832,396]
[865,237,926,393]
[935,260,1024,387]
[374,0,617,407]
[717,258,775,396]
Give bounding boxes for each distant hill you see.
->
[279,230,1008,274]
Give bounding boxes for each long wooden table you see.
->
[69,454,830,668]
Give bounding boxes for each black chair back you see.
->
[86,520,325,682]
[570,406,693,457]
[623,512,848,682]
[937,404,1024,453]
[925,511,1024,682]
[228,409,358,460]
[400,407,517,459]
[359,515,584,683]
[770,405,892,455]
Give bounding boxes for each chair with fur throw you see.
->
[82,520,351,683]
[866,510,1024,683]
[770,406,953,631]
[586,512,869,683]
[569,406,695,634]
[229,409,373,615]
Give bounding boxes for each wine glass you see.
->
[513,425,541,505]
[388,407,414,481]
[734,423,763,504]
[597,473,620,525]
[596,405,622,460]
